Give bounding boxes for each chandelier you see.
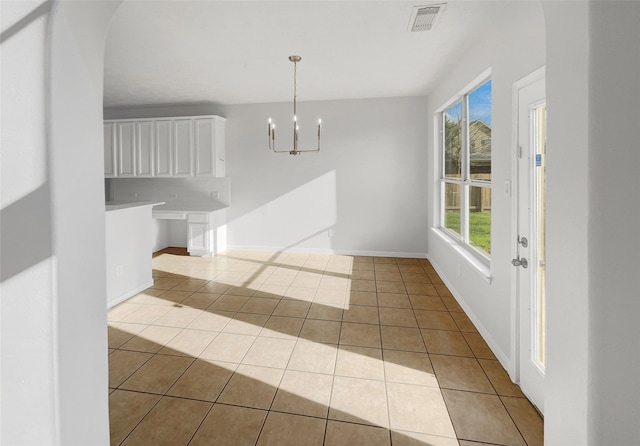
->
[268,56,321,155]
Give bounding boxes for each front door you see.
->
[514,70,546,413]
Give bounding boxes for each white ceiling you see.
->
[103,1,509,107]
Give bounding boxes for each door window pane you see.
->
[444,182,461,236]
[468,80,492,180]
[468,185,491,254]
[444,101,462,178]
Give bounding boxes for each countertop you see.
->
[152,201,228,213]
[105,201,165,212]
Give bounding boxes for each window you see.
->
[440,78,492,258]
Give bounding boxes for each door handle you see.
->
[512,257,528,268]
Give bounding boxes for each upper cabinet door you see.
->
[155,120,172,177]
[117,122,136,177]
[194,118,214,176]
[104,122,116,177]
[136,121,154,177]
[215,117,226,177]
[173,119,193,177]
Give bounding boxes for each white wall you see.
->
[586,2,640,444]
[107,96,430,256]
[425,1,545,369]
[1,1,120,444]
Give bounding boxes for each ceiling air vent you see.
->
[408,4,445,32]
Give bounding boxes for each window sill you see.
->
[430,228,493,283]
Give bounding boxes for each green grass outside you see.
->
[444,211,491,254]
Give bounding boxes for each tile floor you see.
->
[108,248,543,446]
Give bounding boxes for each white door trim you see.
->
[509,66,546,383]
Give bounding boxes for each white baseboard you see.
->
[426,254,513,374]
[107,280,154,309]
[225,245,428,259]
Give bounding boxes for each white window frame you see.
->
[435,70,492,275]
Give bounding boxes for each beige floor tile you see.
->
[324,420,390,446]
[109,350,152,388]
[314,288,348,307]
[283,286,317,302]
[208,294,250,312]
[120,305,172,325]
[405,282,438,296]
[383,350,438,387]
[352,260,375,271]
[217,364,284,409]
[157,289,193,304]
[462,332,496,359]
[158,328,218,357]
[120,354,193,394]
[271,369,333,417]
[435,285,454,297]
[377,293,412,308]
[200,332,256,363]
[256,411,326,446]
[450,312,478,332]
[430,354,495,394]
[299,318,341,344]
[189,404,267,446]
[287,341,338,375]
[387,382,456,437]
[260,315,304,340]
[340,322,381,348]
[170,278,208,292]
[120,396,211,446]
[376,281,407,294]
[350,279,377,292]
[329,376,389,428]
[127,288,167,305]
[255,284,288,298]
[150,277,186,290]
[187,309,234,332]
[109,390,160,446]
[342,305,380,325]
[348,290,378,306]
[335,345,385,381]
[380,326,426,352]
[264,274,295,287]
[501,396,544,446]
[374,262,399,272]
[290,274,322,288]
[409,295,447,311]
[120,325,181,353]
[319,275,350,291]
[307,303,343,321]
[166,358,235,402]
[350,269,375,280]
[239,297,280,315]
[421,329,474,357]
[108,303,145,322]
[379,307,418,327]
[390,431,459,446]
[180,292,220,309]
[441,296,463,312]
[375,271,404,282]
[152,306,204,328]
[414,310,458,331]
[479,359,525,397]
[442,389,526,446]
[242,337,296,368]
[108,322,145,349]
[400,272,432,283]
[221,312,269,336]
[398,264,426,274]
[272,299,311,318]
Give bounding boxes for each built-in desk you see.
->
[152,201,227,257]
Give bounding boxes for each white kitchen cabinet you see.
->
[104,122,116,177]
[194,116,226,177]
[104,115,225,178]
[173,119,193,177]
[155,120,172,177]
[187,213,210,255]
[117,122,136,177]
[136,121,154,177]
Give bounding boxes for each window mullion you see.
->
[461,94,470,246]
